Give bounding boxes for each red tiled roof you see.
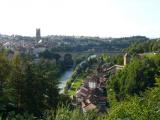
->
[82,103,97,112]
[76,87,89,97]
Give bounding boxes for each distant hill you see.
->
[125,38,160,54]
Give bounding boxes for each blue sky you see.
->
[0,0,160,38]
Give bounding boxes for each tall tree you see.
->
[10,52,25,110]
[0,52,10,96]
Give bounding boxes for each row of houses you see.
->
[71,61,111,112]
[71,53,130,112]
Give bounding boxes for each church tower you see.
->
[36,28,41,42]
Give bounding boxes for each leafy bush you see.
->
[109,57,159,100]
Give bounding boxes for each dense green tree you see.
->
[63,54,73,69]
[21,61,60,116]
[10,53,25,111]
[109,57,159,100]
[0,50,62,118]
[53,53,61,63]
[0,53,10,96]
[126,39,160,54]
[39,50,61,63]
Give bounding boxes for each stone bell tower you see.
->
[36,28,41,42]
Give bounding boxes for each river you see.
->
[58,69,73,93]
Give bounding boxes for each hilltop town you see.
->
[0,29,149,56]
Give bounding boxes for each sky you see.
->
[0,0,160,38]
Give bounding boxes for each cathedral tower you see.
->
[36,28,41,42]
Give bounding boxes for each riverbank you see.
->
[58,69,73,93]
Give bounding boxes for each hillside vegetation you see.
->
[126,39,160,54]
[0,38,160,119]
